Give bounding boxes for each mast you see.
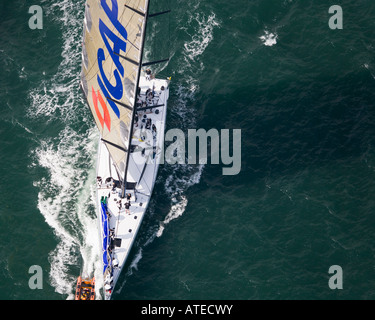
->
[121,0,151,198]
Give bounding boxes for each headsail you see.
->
[80,0,150,186]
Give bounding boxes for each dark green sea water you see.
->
[1,0,375,300]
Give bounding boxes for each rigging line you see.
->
[122,2,144,51]
[142,58,170,67]
[138,160,148,184]
[136,104,164,112]
[106,96,133,111]
[125,4,145,17]
[101,138,128,153]
[126,38,140,52]
[127,156,151,196]
[131,155,143,178]
[108,146,112,178]
[143,142,157,192]
[138,156,153,194]
[110,151,122,183]
[135,190,151,198]
[114,52,139,66]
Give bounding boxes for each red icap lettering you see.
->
[92,87,111,131]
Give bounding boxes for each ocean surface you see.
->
[1,0,375,300]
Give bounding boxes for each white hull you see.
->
[95,76,169,300]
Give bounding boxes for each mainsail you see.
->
[80,0,150,191]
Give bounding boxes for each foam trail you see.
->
[114,247,143,294]
[157,164,205,238]
[184,13,220,61]
[156,196,188,238]
[28,0,102,298]
[31,127,99,297]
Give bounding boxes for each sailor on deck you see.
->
[145,68,152,81]
[125,201,131,214]
[117,199,122,211]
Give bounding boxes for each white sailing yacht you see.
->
[79,0,170,300]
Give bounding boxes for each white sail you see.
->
[80,0,150,182]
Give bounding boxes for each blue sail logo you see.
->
[93,0,128,127]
